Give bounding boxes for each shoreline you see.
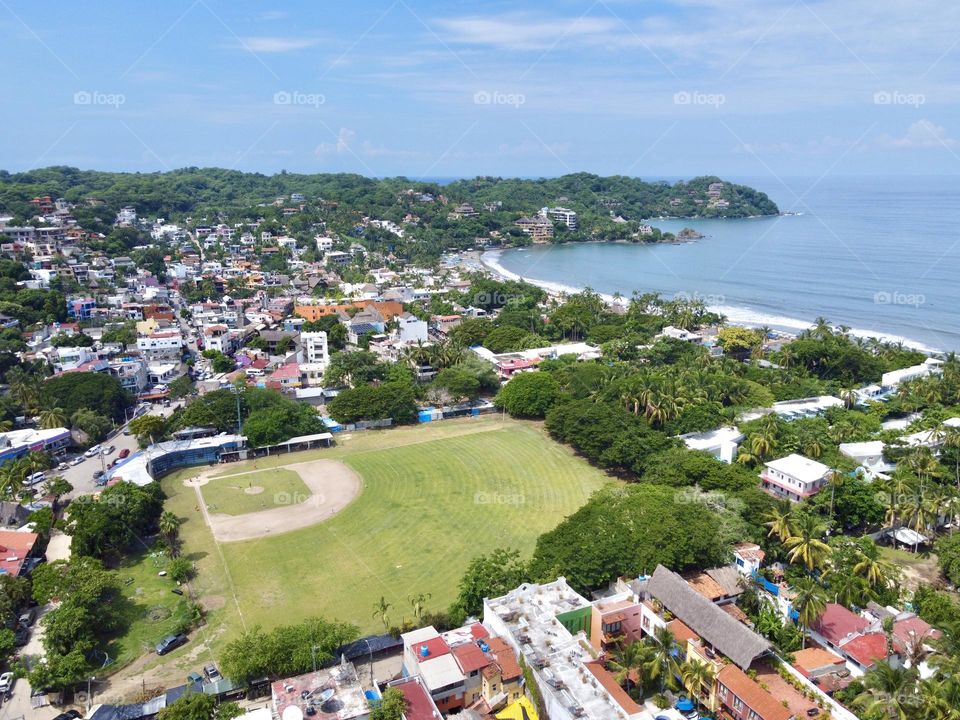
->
[478,248,941,354]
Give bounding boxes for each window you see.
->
[733,696,743,711]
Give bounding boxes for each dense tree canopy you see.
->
[41,371,132,422]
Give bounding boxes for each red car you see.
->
[118,448,130,459]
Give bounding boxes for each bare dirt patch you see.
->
[243,485,264,495]
[190,460,362,542]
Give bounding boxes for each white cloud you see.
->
[240,36,319,53]
[434,14,618,51]
[257,10,288,21]
[315,127,355,156]
[882,120,957,149]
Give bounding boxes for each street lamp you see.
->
[86,676,96,712]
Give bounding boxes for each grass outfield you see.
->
[200,468,312,516]
[160,418,612,651]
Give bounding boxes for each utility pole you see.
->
[86,676,96,713]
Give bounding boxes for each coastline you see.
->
[479,248,940,354]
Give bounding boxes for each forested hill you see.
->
[0,167,778,222]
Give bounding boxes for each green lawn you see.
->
[160,418,612,651]
[200,469,312,516]
[107,548,197,669]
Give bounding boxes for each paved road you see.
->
[62,403,181,501]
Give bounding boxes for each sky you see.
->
[2,0,960,180]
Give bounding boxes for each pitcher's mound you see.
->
[201,460,361,543]
[244,486,264,495]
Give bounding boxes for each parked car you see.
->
[155,633,188,655]
[0,671,12,694]
[18,608,34,627]
[52,712,83,720]
[26,471,45,486]
[57,462,68,471]
[84,444,102,458]
[203,664,222,681]
[119,448,130,459]
[14,626,29,646]
[103,445,116,455]
[70,456,85,466]
[187,671,203,684]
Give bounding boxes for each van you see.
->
[26,471,45,486]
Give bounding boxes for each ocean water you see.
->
[487,176,960,352]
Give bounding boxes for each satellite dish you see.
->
[282,706,304,720]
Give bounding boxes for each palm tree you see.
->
[840,387,858,409]
[159,511,182,551]
[783,513,833,571]
[679,658,715,711]
[942,427,960,489]
[372,596,391,632]
[750,432,775,459]
[853,552,896,592]
[792,577,828,649]
[608,640,654,693]
[408,592,431,624]
[763,507,796,543]
[854,663,919,720]
[37,407,67,430]
[645,626,680,692]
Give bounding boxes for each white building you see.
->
[299,331,330,387]
[543,206,578,229]
[882,358,943,388]
[397,313,428,344]
[678,426,744,464]
[760,453,831,502]
[137,331,184,360]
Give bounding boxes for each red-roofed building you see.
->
[811,603,870,650]
[844,633,902,671]
[269,362,301,388]
[0,531,38,576]
[717,663,791,720]
[893,616,941,650]
[388,676,442,720]
[452,642,490,675]
[584,661,642,716]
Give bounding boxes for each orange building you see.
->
[294,300,404,322]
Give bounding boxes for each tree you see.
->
[372,596,391,632]
[129,414,168,444]
[646,626,680,692]
[168,375,195,399]
[158,692,243,720]
[370,688,406,720]
[327,382,417,425]
[41,372,132,422]
[408,593,431,624]
[66,482,165,558]
[159,510,182,553]
[792,577,828,649]
[451,548,529,619]
[495,372,563,418]
[783,513,833,571]
[243,403,326,447]
[936,533,960,586]
[854,663,919,720]
[38,407,67,429]
[433,367,481,403]
[609,640,654,694]
[680,658,715,710]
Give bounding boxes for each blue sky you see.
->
[2,0,960,179]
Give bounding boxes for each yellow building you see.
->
[495,696,538,720]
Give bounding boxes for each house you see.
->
[643,565,773,671]
[271,661,370,720]
[514,216,553,240]
[678,426,744,463]
[716,663,791,720]
[684,566,745,605]
[295,300,404,323]
[448,203,479,219]
[543,206,578,229]
[397,313,428,344]
[0,530,39,576]
[732,542,765,576]
[882,358,942,388]
[588,595,644,652]
[386,676,443,720]
[839,440,895,476]
[760,453,831,502]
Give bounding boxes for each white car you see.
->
[70,456,85,466]
[84,444,102,458]
[0,671,12,694]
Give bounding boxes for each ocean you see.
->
[485,176,960,353]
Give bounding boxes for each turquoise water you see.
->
[489,176,960,352]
